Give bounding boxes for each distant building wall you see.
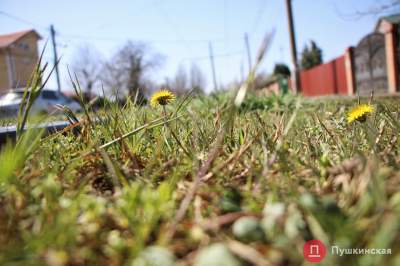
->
[260,80,280,95]
[0,31,40,94]
[0,53,8,94]
[10,32,40,88]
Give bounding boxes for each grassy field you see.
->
[0,90,399,266]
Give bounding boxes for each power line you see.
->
[4,52,52,61]
[250,0,269,36]
[0,10,222,46]
[180,50,243,62]
[223,0,230,77]
[0,6,257,90]
[0,9,243,47]
[152,0,192,51]
[58,32,233,45]
[223,0,228,45]
[0,11,48,30]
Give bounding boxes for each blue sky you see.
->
[0,0,392,93]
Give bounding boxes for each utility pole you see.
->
[285,0,301,93]
[208,42,218,91]
[244,33,252,73]
[50,24,61,93]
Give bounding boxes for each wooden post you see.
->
[50,25,61,93]
[285,0,301,93]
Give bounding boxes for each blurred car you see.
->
[0,88,82,117]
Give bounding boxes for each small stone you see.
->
[132,246,176,266]
[299,193,316,210]
[195,243,242,266]
[190,225,206,242]
[232,216,264,242]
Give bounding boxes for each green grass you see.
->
[0,88,399,266]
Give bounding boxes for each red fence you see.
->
[299,56,348,96]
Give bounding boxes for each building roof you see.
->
[0,29,41,49]
[374,13,400,32]
[380,13,400,24]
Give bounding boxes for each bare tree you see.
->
[71,45,103,96]
[189,63,206,94]
[161,64,206,96]
[336,0,400,19]
[357,0,400,16]
[162,65,189,96]
[174,65,189,95]
[102,41,163,102]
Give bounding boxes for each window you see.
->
[60,94,73,103]
[18,42,29,51]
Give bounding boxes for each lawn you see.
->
[0,90,399,266]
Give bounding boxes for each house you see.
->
[0,29,41,94]
[275,14,400,97]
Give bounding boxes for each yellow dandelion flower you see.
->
[150,90,175,107]
[347,104,374,124]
